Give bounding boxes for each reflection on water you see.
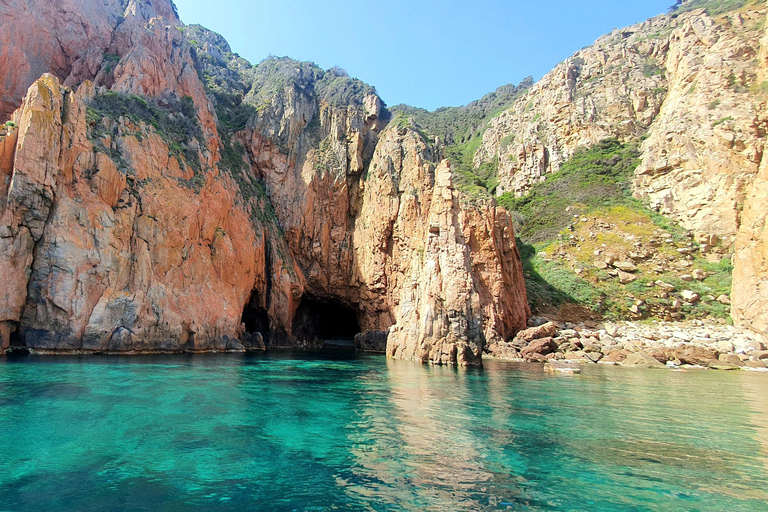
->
[0,352,766,511]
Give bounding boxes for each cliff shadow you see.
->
[517,239,603,323]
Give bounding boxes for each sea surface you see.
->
[1,351,767,511]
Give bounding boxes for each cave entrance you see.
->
[292,296,361,349]
[241,292,270,348]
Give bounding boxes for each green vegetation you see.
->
[86,91,206,190]
[313,137,342,175]
[390,78,533,198]
[498,138,640,243]
[183,25,286,229]
[315,66,377,107]
[390,78,533,146]
[498,138,732,321]
[669,0,755,16]
[102,53,120,74]
[642,60,665,77]
[519,242,608,315]
[445,136,499,198]
[751,81,768,96]
[249,57,375,109]
[712,116,734,128]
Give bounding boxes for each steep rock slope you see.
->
[0,0,529,363]
[471,0,768,334]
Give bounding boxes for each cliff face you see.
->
[473,1,768,335]
[0,0,529,363]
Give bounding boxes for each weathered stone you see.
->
[614,261,638,272]
[681,291,700,302]
[515,322,557,343]
[527,316,550,327]
[618,271,637,284]
[563,350,588,361]
[717,295,732,305]
[670,346,719,366]
[602,349,630,364]
[0,7,532,362]
[354,331,388,353]
[719,354,745,366]
[623,352,666,368]
[521,337,557,358]
[656,281,676,292]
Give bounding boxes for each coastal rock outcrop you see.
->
[472,2,768,335]
[0,0,530,362]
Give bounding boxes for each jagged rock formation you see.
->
[0,0,529,363]
[473,0,768,335]
[474,16,670,197]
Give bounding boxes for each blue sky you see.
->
[172,0,673,110]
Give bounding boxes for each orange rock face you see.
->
[0,0,530,362]
[0,75,266,352]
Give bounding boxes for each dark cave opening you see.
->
[241,292,270,347]
[292,296,361,348]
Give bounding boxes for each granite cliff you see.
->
[2,0,767,364]
[470,0,768,335]
[0,0,529,364]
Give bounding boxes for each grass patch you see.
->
[498,138,640,243]
[498,137,733,321]
[669,0,755,16]
[519,241,609,314]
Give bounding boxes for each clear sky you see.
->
[172,0,673,111]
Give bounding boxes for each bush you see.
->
[498,138,640,243]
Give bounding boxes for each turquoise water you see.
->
[1,352,767,511]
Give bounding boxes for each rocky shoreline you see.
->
[486,318,768,371]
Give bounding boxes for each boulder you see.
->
[618,271,637,284]
[692,269,706,280]
[623,352,666,368]
[515,322,557,343]
[681,290,700,302]
[485,342,521,360]
[527,317,550,327]
[719,353,744,366]
[563,350,588,361]
[521,337,557,357]
[602,349,630,363]
[670,345,719,366]
[242,332,266,351]
[614,261,638,272]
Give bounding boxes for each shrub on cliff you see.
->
[498,138,640,243]
[86,91,206,189]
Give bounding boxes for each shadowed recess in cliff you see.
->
[291,297,361,348]
[241,291,269,346]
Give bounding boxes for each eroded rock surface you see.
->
[472,2,768,335]
[0,0,529,362]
